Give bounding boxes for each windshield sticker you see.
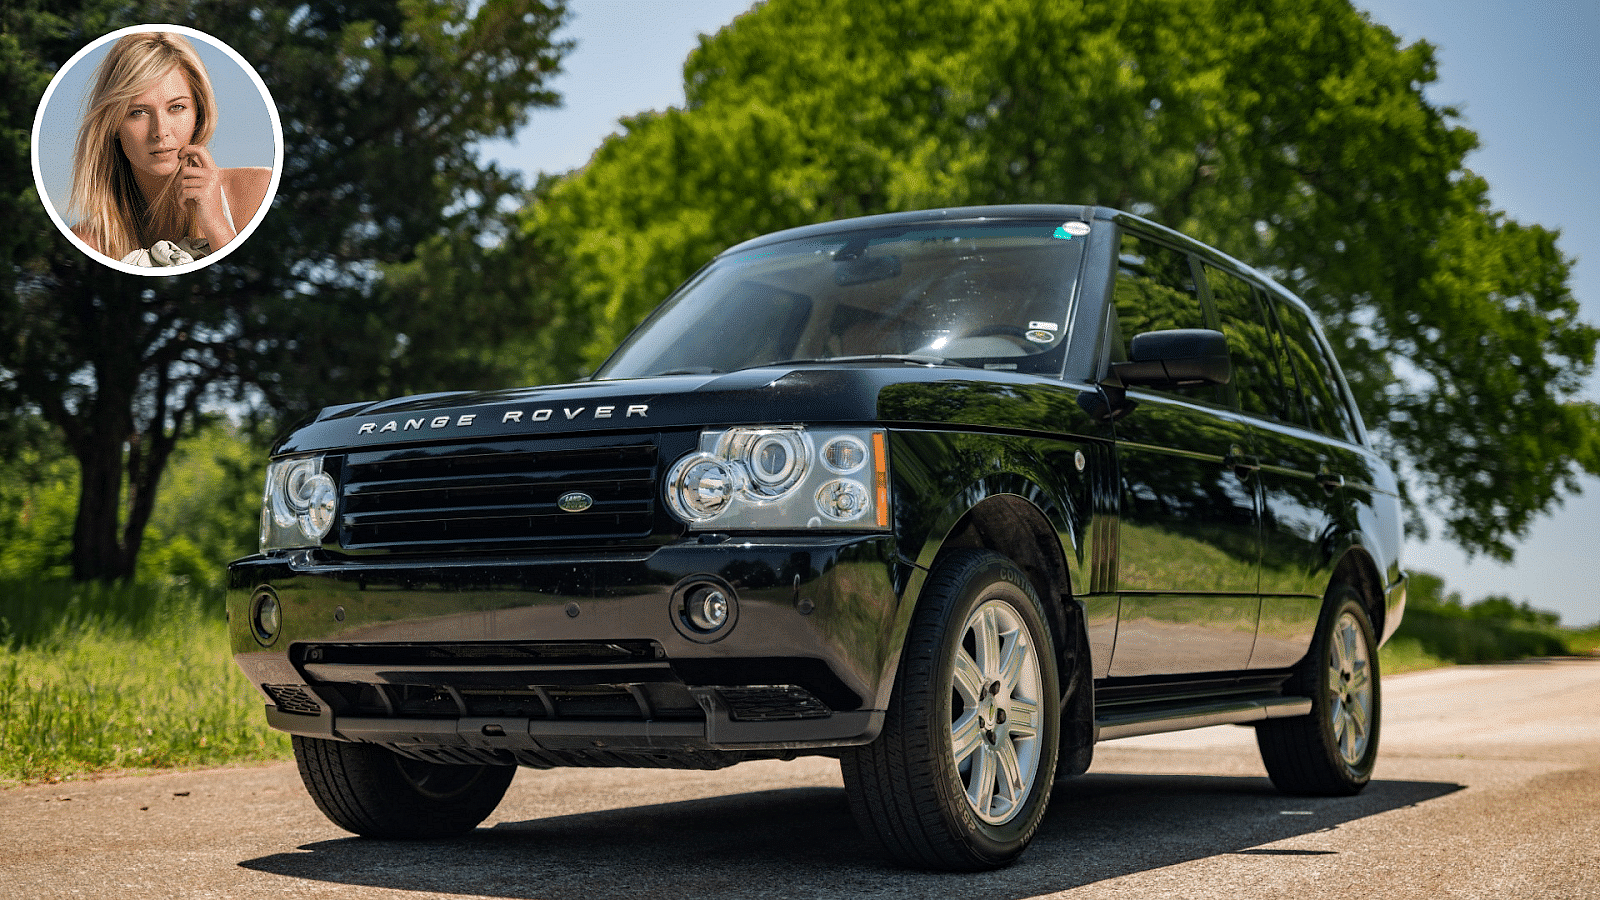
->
[1029,321,1058,332]
[1026,330,1055,344]
[1053,221,1091,240]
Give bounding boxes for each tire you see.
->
[1256,587,1380,795]
[292,735,516,838]
[841,550,1060,870]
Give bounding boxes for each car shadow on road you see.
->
[238,772,1459,898]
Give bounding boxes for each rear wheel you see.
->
[841,550,1060,870]
[1256,587,1380,795]
[293,735,515,838]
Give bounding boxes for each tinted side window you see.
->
[1271,295,1358,441]
[1204,264,1289,422]
[1112,232,1214,401]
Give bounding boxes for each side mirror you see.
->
[1111,328,1232,388]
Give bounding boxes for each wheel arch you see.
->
[931,493,1075,627]
[898,484,1097,773]
[1328,545,1388,642]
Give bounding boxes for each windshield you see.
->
[594,219,1087,379]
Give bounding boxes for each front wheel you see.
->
[1256,588,1380,795]
[841,550,1060,870]
[293,735,516,838]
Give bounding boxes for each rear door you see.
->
[1248,291,1371,668]
[1203,264,1329,668]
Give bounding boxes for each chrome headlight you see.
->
[666,427,888,530]
[260,454,337,552]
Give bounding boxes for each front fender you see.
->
[875,430,1094,708]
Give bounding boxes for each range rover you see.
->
[229,205,1406,870]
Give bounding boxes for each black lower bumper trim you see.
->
[264,705,882,761]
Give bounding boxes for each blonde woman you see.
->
[69,31,270,267]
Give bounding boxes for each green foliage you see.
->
[523,0,1599,561]
[1383,570,1584,670]
[0,416,264,588]
[223,0,575,417]
[137,420,265,587]
[0,435,76,580]
[0,579,289,784]
[1567,626,1600,658]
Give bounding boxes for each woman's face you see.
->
[116,66,197,180]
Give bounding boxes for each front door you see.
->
[1107,231,1261,677]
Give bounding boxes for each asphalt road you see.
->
[3,658,1597,899]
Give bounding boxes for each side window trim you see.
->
[1259,285,1361,444]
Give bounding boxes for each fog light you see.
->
[671,578,739,643]
[687,586,730,632]
[250,588,282,646]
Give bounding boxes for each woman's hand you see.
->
[178,145,236,250]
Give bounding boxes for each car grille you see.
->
[337,439,659,553]
[297,643,837,725]
[717,686,833,721]
[262,683,323,716]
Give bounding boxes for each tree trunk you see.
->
[69,431,133,582]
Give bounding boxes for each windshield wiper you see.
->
[745,353,952,370]
[651,366,723,376]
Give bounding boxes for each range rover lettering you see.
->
[230,205,1406,871]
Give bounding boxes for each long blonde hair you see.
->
[69,32,217,260]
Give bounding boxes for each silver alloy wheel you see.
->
[950,597,1044,825]
[1328,609,1374,769]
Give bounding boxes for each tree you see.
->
[1,0,570,581]
[522,0,1599,560]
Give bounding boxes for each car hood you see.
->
[272,365,1106,455]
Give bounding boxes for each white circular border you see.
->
[30,23,284,277]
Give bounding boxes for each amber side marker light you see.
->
[873,431,890,529]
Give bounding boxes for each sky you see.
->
[482,0,1600,625]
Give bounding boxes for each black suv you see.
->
[229,205,1406,870]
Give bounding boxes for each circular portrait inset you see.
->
[32,24,283,276]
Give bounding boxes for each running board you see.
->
[1095,696,1313,741]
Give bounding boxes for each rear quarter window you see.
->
[1269,294,1359,442]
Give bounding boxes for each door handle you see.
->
[1225,445,1260,479]
[1317,470,1345,494]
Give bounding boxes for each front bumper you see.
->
[227,535,904,764]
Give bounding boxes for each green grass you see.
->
[1563,625,1600,657]
[1377,635,1455,674]
[0,580,290,786]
